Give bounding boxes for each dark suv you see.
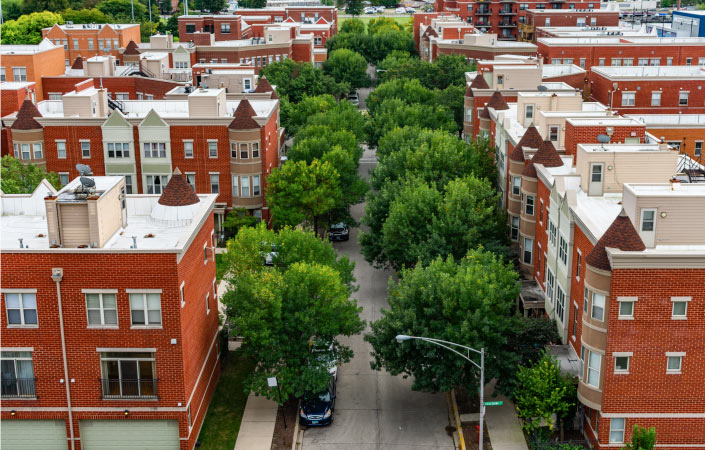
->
[328,223,349,242]
[299,377,336,426]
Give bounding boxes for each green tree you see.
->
[367,99,457,145]
[281,94,337,136]
[324,48,370,90]
[1,156,61,194]
[345,0,364,16]
[23,0,69,12]
[193,0,226,12]
[97,0,147,21]
[61,8,110,23]
[366,78,436,115]
[365,249,521,394]
[266,159,342,235]
[514,351,576,437]
[2,0,29,22]
[368,29,415,63]
[165,14,180,36]
[623,425,657,450]
[304,100,368,142]
[259,59,349,103]
[326,32,373,62]
[340,17,366,34]
[367,16,403,35]
[222,207,259,240]
[140,20,158,41]
[1,11,65,45]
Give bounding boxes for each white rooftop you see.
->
[542,64,585,77]
[566,117,643,126]
[578,143,671,153]
[0,81,35,90]
[591,65,705,79]
[627,114,705,126]
[537,36,705,45]
[572,190,623,238]
[48,23,139,30]
[0,39,58,55]
[625,183,705,197]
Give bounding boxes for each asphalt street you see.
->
[301,148,454,450]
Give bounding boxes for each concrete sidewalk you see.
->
[484,380,529,450]
[233,393,278,450]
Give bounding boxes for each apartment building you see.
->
[627,114,705,162]
[430,0,599,40]
[588,65,705,115]
[42,23,141,65]
[517,4,619,41]
[0,39,67,101]
[1,82,38,116]
[1,82,282,232]
[533,24,653,39]
[0,173,220,450]
[536,36,705,71]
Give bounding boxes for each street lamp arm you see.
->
[414,336,483,355]
[401,336,481,370]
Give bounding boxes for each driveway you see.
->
[301,148,454,450]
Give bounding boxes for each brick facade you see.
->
[1,44,66,101]
[564,122,646,159]
[42,77,183,101]
[42,24,141,66]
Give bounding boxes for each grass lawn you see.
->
[215,253,227,282]
[339,15,413,27]
[196,350,255,450]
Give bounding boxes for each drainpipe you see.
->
[52,268,75,450]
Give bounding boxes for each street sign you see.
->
[267,377,278,387]
[484,401,503,406]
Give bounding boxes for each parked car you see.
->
[364,6,376,13]
[311,341,339,380]
[261,243,279,266]
[347,92,359,106]
[395,6,406,13]
[328,222,350,241]
[376,6,386,12]
[405,6,415,13]
[300,377,336,426]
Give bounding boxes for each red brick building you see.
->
[1,82,38,116]
[1,173,220,450]
[588,65,705,115]
[42,23,142,66]
[519,6,619,41]
[1,39,68,101]
[42,76,184,101]
[2,83,283,232]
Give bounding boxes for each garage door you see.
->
[80,420,179,450]
[1,420,68,450]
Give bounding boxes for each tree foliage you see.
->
[1,11,65,45]
[97,0,147,21]
[259,59,349,104]
[266,159,342,235]
[326,28,414,64]
[340,17,366,34]
[344,0,364,16]
[222,225,363,402]
[222,207,259,240]
[324,49,370,90]
[61,8,109,23]
[623,425,657,450]
[514,351,576,434]
[193,0,226,12]
[365,250,521,394]
[367,99,457,146]
[378,53,476,90]
[367,17,403,35]
[1,156,61,194]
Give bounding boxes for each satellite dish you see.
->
[597,134,611,144]
[537,85,548,92]
[80,177,96,188]
[76,163,93,176]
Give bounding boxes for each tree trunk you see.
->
[560,419,565,441]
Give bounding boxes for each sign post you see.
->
[267,376,287,429]
[484,401,503,406]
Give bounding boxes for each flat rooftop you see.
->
[542,64,585,77]
[537,36,705,45]
[0,81,36,90]
[1,39,58,55]
[627,114,705,126]
[591,65,705,79]
[47,23,139,30]
[578,143,672,153]
[566,117,643,126]
[625,183,705,197]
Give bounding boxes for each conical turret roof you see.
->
[158,168,200,206]
[228,99,261,130]
[510,126,543,162]
[586,209,646,271]
[522,139,563,178]
[12,100,43,130]
[470,75,489,89]
[124,40,140,55]
[254,76,274,93]
[487,91,509,111]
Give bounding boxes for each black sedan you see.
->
[299,377,336,426]
[328,223,349,242]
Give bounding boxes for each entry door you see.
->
[589,163,604,196]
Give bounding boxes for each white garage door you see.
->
[1,420,68,450]
[80,420,179,450]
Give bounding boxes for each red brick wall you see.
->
[564,122,646,159]
[436,46,537,61]
[1,47,66,100]
[543,71,586,90]
[569,224,593,357]
[533,177,551,285]
[261,105,281,208]
[292,41,313,64]
[42,77,183,101]
[414,13,440,48]
[31,125,106,177]
[642,127,705,160]
[1,84,36,115]
[527,10,619,27]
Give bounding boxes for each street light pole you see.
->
[396,335,485,450]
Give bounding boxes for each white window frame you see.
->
[146,175,169,194]
[143,142,167,158]
[208,140,218,158]
[241,176,251,197]
[33,143,43,159]
[545,267,555,303]
[671,296,690,320]
[666,352,684,374]
[106,142,130,159]
[583,287,589,314]
[59,172,70,186]
[558,235,568,266]
[617,296,636,320]
[651,91,661,106]
[251,142,260,158]
[510,216,519,242]
[621,92,635,107]
[679,91,689,106]
[12,66,27,82]
[3,291,38,327]
[587,349,601,388]
[523,237,533,265]
[210,173,220,194]
[613,352,631,374]
[556,285,565,323]
[591,291,605,322]
[548,125,559,142]
[205,292,210,315]
[640,208,656,232]
[184,140,194,158]
[84,290,119,328]
[128,291,162,327]
[549,221,557,247]
[575,250,582,280]
[512,176,521,196]
[609,418,626,443]
[253,174,261,196]
[232,175,239,197]
[525,195,534,216]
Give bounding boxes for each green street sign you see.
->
[484,401,503,406]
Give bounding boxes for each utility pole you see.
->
[131,0,135,21]
[149,0,152,22]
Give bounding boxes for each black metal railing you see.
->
[100,378,158,399]
[1,378,37,398]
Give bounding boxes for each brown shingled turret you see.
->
[470,75,490,89]
[465,84,473,97]
[158,168,200,207]
[123,40,141,55]
[71,56,84,70]
[522,139,563,178]
[228,99,261,130]
[479,105,490,119]
[254,76,274,93]
[487,91,509,111]
[586,209,646,271]
[12,100,43,130]
[510,126,543,162]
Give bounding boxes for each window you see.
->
[208,141,218,158]
[241,176,250,197]
[651,91,661,106]
[558,236,568,265]
[556,286,565,322]
[695,142,702,157]
[609,418,626,443]
[184,141,194,158]
[623,58,633,66]
[611,58,621,66]
[12,67,27,81]
[186,24,196,33]
[545,18,550,26]
[667,57,673,66]
[510,216,519,241]
[105,39,111,51]
[580,346,585,380]
[579,58,586,69]
[590,17,596,25]
[100,352,156,399]
[73,38,79,49]
[98,39,104,51]
[243,78,252,92]
[1,351,35,398]
[539,200,543,224]
[251,142,259,158]
[563,58,573,65]
[86,292,118,326]
[146,175,168,194]
[577,17,586,26]
[614,355,630,373]
[666,353,683,373]
[115,93,129,101]
[180,282,186,307]
[525,195,534,216]
[587,350,601,387]
[618,297,635,318]
[33,143,43,159]
[0,68,5,82]
[549,126,559,142]
[679,92,689,106]
[107,143,130,158]
[549,221,557,247]
[88,39,94,50]
[525,104,534,121]
[221,23,231,33]
[59,173,70,186]
[671,297,690,319]
[314,36,322,46]
[497,75,504,85]
[4,292,38,326]
[591,163,603,183]
[512,176,521,196]
[551,58,561,65]
[640,209,655,232]
[80,141,91,158]
[638,58,648,66]
[591,292,605,321]
[20,144,30,160]
[210,173,219,194]
[143,142,167,158]
[523,237,533,264]
[650,57,660,66]
[572,304,578,338]
[576,251,582,279]
[253,175,261,196]
[240,143,249,159]
[622,92,635,107]
[129,292,162,326]
[584,287,589,314]
[205,292,210,314]
[232,175,239,197]
[124,175,133,194]
[598,58,605,66]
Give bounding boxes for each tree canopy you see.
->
[324,49,370,90]
[340,17,366,34]
[1,11,65,45]
[1,156,61,194]
[61,8,109,23]
[365,250,521,394]
[378,53,476,90]
[222,225,363,402]
[97,0,147,21]
[326,27,415,64]
[259,59,349,103]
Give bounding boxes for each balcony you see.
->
[475,22,492,27]
[499,9,517,14]
[100,378,158,400]
[1,378,37,399]
[499,21,517,27]
[476,8,492,15]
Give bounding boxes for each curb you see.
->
[447,390,467,450]
[292,400,302,450]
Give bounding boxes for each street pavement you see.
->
[301,149,454,450]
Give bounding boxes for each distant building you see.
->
[671,10,705,37]
[518,4,620,42]
[0,39,67,101]
[42,23,142,66]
